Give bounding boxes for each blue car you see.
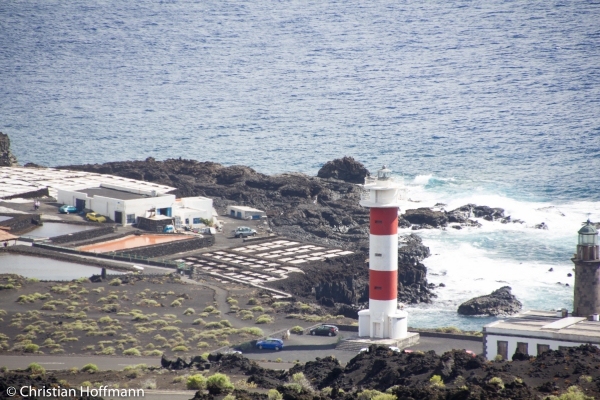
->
[256,338,283,351]
[59,205,78,214]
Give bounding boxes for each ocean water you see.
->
[1,0,599,330]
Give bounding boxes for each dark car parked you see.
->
[309,325,339,336]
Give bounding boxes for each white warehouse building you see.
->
[57,184,216,228]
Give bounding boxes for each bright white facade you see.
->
[358,166,408,340]
[57,185,176,226]
[484,311,600,360]
[173,197,217,228]
[57,184,215,228]
[227,205,266,220]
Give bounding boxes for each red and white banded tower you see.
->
[358,166,408,339]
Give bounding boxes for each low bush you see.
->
[81,364,99,373]
[24,344,39,353]
[241,327,264,336]
[255,315,273,324]
[290,326,304,334]
[268,389,283,400]
[247,298,259,305]
[172,345,189,352]
[207,373,234,395]
[109,278,122,286]
[183,308,195,316]
[123,348,141,356]
[27,363,46,375]
[192,318,205,326]
[186,374,207,390]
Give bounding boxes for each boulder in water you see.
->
[317,156,370,184]
[457,286,522,316]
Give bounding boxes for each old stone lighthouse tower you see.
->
[573,220,600,317]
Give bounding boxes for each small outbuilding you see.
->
[226,205,266,220]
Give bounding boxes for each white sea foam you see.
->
[400,173,600,331]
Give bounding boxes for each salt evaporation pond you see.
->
[27,222,99,238]
[0,254,123,280]
[79,234,191,253]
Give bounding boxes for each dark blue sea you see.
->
[1,0,599,329]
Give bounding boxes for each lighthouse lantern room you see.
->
[358,166,408,339]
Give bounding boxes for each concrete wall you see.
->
[0,213,42,235]
[51,226,117,244]
[120,235,215,258]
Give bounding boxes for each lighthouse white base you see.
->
[357,308,408,339]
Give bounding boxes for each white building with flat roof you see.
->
[484,310,600,360]
[226,205,266,220]
[57,185,177,226]
[57,184,216,228]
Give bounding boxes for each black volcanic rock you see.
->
[317,156,370,184]
[457,286,522,316]
[0,132,18,166]
[404,208,448,227]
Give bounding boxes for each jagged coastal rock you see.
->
[457,286,523,316]
[316,156,370,184]
[0,132,18,167]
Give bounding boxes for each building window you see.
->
[185,218,189,225]
[537,344,550,355]
[126,214,136,224]
[558,346,571,351]
[193,218,201,224]
[497,341,508,360]
[516,342,528,355]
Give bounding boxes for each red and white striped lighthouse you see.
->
[358,166,408,339]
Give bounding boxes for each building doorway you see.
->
[114,211,123,224]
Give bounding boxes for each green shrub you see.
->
[241,327,264,336]
[550,386,595,400]
[488,377,504,389]
[268,389,283,400]
[186,374,207,390]
[430,375,444,388]
[172,345,189,352]
[197,341,209,348]
[226,297,238,305]
[203,305,215,313]
[207,373,234,395]
[123,348,141,356]
[81,364,99,372]
[170,299,182,307]
[24,344,39,353]
[27,362,46,375]
[255,315,273,324]
[247,298,258,305]
[99,347,116,355]
[290,326,304,334]
[183,308,195,315]
[192,318,206,326]
[219,320,232,328]
[251,306,264,312]
[109,278,122,286]
[358,389,385,400]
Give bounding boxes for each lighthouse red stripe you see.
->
[369,270,397,301]
[370,207,398,235]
